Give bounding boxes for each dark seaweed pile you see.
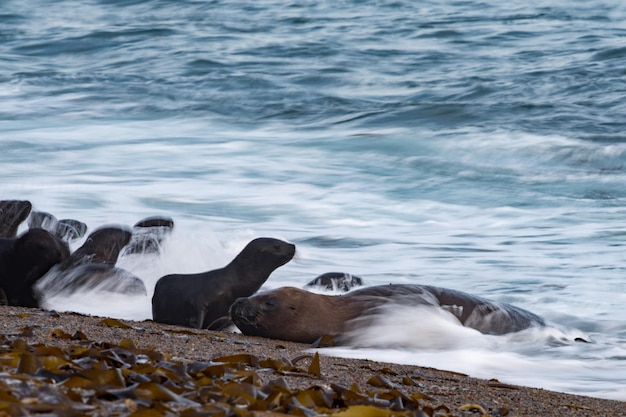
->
[0,319,502,417]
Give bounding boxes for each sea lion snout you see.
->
[255,238,295,262]
[272,241,296,263]
[230,297,265,329]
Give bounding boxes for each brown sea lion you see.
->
[230,284,546,344]
[152,237,296,330]
[0,200,32,238]
[0,228,70,307]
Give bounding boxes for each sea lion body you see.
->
[35,226,147,299]
[230,284,546,344]
[152,237,296,330]
[38,263,146,296]
[0,228,70,307]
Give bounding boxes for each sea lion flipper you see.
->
[189,309,204,330]
[0,200,32,238]
[206,316,234,330]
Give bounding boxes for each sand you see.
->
[0,306,623,416]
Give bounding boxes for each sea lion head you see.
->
[69,226,132,266]
[230,286,347,344]
[55,219,88,242]
[0,200,32,238]
[231,238,296,277]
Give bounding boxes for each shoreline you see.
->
[0,306,623,416]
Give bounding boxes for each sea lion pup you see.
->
[230,284,546,344]
[152,237,296,330]
[0,200,32,238]
[305,272,364,292]
[66,226,131,267]
[0,228,70,307]
[35,226,147,300]
[121,216,174,256]
[28,211,87,243]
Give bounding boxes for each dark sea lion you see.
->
[0,228,70,307]
[66,226,131,267]
[230,284,546,344]
[55,219,88,242]
[27,211,57,233]
[35,226,147,299]
[0,200,32,238]
[28,211,88,243]
[152,237,296,330]
[134,217,175,229]
[122,216,174,256]
[305,272,364,292]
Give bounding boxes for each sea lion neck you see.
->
[225,237,295,280]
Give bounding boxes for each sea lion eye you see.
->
[263,298,277,310]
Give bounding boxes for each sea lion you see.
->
[230,284,546,344]
[28,211,87,243]
[0,200,32,238]
[65,226,131,267]
[35,225,147,300]
[0,228,70,307]
[121,216,174,256]
[305,272,364,292]
[152,237,296,330]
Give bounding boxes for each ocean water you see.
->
[2,0,626,402]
